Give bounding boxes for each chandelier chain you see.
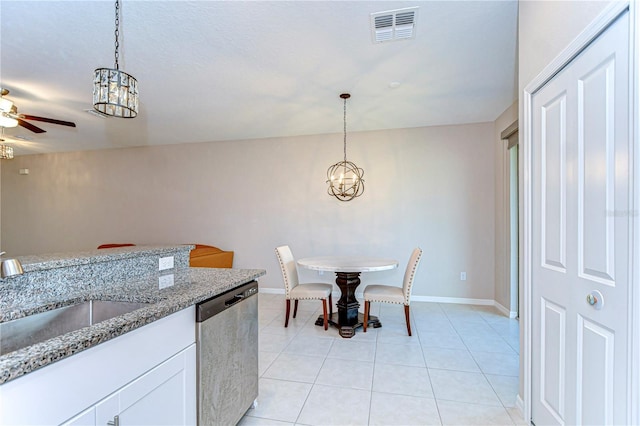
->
[343,96,347,163]
[114,0,120,70]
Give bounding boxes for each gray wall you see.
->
[2,122,497,300]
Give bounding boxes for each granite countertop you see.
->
[0,266,266,384]
[16,245,195,273]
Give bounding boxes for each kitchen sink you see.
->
[0,300,151,356]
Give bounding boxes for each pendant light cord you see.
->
[343,96,347,163]
[114,0,120,70]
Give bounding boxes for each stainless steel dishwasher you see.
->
[196,280,259,426]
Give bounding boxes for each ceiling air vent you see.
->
[370,7,418,44]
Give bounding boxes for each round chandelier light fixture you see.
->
[326,93,364,202]
[93,0,139,118]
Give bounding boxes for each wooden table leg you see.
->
[314,271,382,338]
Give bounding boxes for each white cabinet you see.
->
[64,408,95,426]
[63,345,196,426]
[96,345,195,426]
[0,307,196,426]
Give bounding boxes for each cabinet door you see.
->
[96,344,196,426]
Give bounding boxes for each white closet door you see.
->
[531,10,630,426]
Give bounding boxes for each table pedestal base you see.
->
[315,312,382,338]
[314,271,383,338]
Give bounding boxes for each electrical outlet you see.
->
[460,272,467,281]
[159,274,174,289]
[159,256,174,271]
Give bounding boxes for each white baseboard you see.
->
[410,295,495,305]
[259,287,512,316]
[494,301,518,318]
[258,287,284,295]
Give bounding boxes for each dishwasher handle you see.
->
[196,280,258,322]
[225,294,244,307]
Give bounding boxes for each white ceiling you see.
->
[0,1,518,156]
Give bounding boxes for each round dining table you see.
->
[297,256,398,338]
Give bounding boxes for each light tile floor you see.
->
[240,293,527,426]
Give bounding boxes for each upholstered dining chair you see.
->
[275,245,333,330]
[363,247,422,336]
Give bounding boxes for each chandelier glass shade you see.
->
[93,68,138,118]
[0,145,14,160]
[93,0,138,118]
[0,127,14,160]
[326,93,364,201]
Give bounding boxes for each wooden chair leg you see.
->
[293,299,299,318]
[285,299,291,328]
[404,305,412,336]
[363,301,370,332]
[322,299,328,330]
[329,293,333,316]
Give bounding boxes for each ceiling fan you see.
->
[0,88,76,133]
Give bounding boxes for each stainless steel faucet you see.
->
[0,252,24,278]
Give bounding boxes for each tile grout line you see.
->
[436,303,511,424]
[366,322,379,425]
[293,338,334,426]
[472,305,518,424]
[416,304,444,426]
[250,295,520,426]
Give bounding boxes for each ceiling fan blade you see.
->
[17,118,46,133]
[21,115,76,128]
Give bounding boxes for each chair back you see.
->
[402,247,423,304]
[275,245,299,298]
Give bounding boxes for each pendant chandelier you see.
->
[0,128,14,160]
[0,145,14,160]
[93,0,139,118]
[326,93,364,201]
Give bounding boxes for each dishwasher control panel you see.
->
[244,286,258,298]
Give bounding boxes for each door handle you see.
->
[107,415,120,426]
[586,290,604,310]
